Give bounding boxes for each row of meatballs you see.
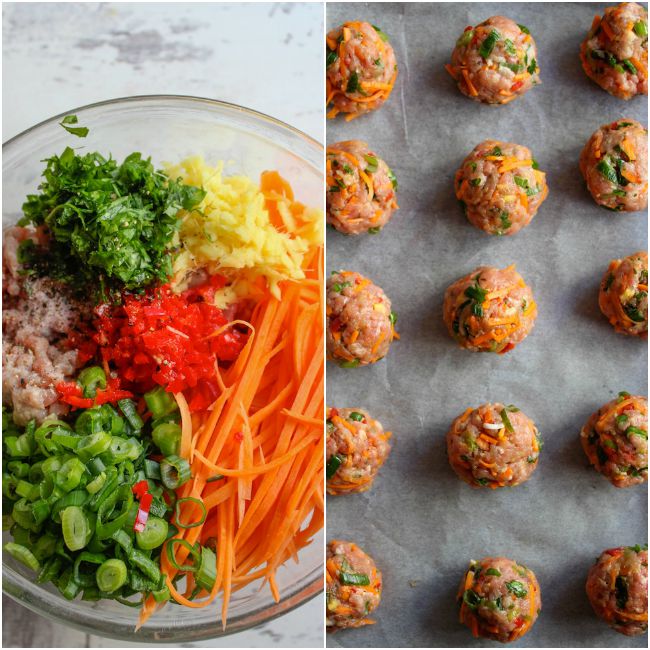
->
[326,541,648,640]
[327,393,648,499]
[326,254,647,370]
[326,118,648,239]
[326,5,648,122]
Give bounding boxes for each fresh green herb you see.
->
[59,115,89,138]
[633,20,648,37]
[346,71,363,94]
[20,147,205,297]
[488,146,502,156]
[615,575,629,610]
[527,58,537,75]
[332,281,352,293]
[469,178,482,187]
[469,162,477,172]
[499,211,512,231]
[616,413,629,428]
[463,588,482,609]
[596,157,619,185]
[622,59,637,74]
[618,391,631,401]
[374,57,383,67]
[503,38,516,55]
[367,227,381,234]
[506,580,527,598]
[501,62,524,73]
[326,49,338,68]
[387,168,398,189]
[389,310,398,325]
[628,544,648,552]
[364,154,379,173]
[626,426,647,440]
[326,454,343,480]
[518,24,530,34]
[342,164,354,174]
[349,412,364,422]
[479,30,500,60]
[486,567,502,577]
[372,25,389,42]
[531,159,540,170]
[339,358,360,368]
[339,570,370,586]
[602,438,618,450]
[475,477,490,486]
[464,275,487,317]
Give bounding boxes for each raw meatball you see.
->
[326,407,391,494]
[457,557,541,643]
[447,403,542,488]
[446,16,541,104]
[579,119,648,211]
[443,265,537,353]
[580,392,648,487]
[327,271,394,367]
[580,3,648,100]
[586,544,648,636]
[326,21,398,120]
[326,540,382,630]
[599,251,648,338]
[327,141,398,235]
[455,140,548,235]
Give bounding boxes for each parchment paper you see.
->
[326,3,648,647]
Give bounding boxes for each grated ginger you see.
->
[165,156,323,306]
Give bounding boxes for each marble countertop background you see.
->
[2,2,323,648]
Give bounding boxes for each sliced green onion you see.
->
[166,538,202,572]
[161,455,191,489]
[96,558,127,593]
[73,551,106,586]
[500,409,514,433]
[175,497,207,529]
[144,459,161,480]
[61,506,90,551]
[55,458,87,492]
[129,548,162,583]
[57,567,81,600]
[326,454,343,479]
[136,516,168,550]
[634,20,648,37]
[144,386,178,419]
[152,585,171,602]
[4,542,40,570]
[196,545,217,591]
[338,570,370,586]
[37,555,62,583]
[479,29,500,59]
[95,484,133,539]
[86,471,107,495]
[117,399,143,431]
[152,423,181,457]
[76,432,112,461]
[77,366,106,398]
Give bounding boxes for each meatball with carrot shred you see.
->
[586,544,648,636]
[443,265,537,353]
[458,557,542,643]
[447,403,542,489]
[326,407,391,495]
[327,271,396,367]
[580,3,648,100]
[326,540,383,630]
[580,119,648,212]
[446,16,540,105]
[326,21,398,120]
[327,141,398,235]
[599,251,648,338]
[455,140,548,235]
[580,392,648,487]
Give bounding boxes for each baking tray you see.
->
[325,2,648,647]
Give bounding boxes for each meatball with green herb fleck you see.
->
[326,407,391,495]
[443,265,537,353]
[580,3,648,100]
[580,392,648,487]
[458,557,541,642]
[327,271,395,367]
[446,16,541,105]
[326,540,382,630]
[586,545,648,636]
[455,140,548,235]
[447,403,541,488]
[326,141,398,235]
[580,119,648,211]
[599,251,648,338]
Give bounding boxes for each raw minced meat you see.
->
[447,16,541,104]
[580,3,648,100]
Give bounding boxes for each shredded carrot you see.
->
[461,69,479,96]
[601,19,615,40]
[138,172,324,630]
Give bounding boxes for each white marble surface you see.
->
[2,2,323,647]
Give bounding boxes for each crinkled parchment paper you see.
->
[326,3,648,647]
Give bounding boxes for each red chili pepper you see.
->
[511,80,524,92]
[464,25,473,32]
[329,408,339,418]
[134,491,153,533]
[132,480,149,499]
[513,616,525,628]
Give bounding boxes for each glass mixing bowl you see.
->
[2,96,324,643]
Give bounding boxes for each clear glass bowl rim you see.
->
[2,94,323,644]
